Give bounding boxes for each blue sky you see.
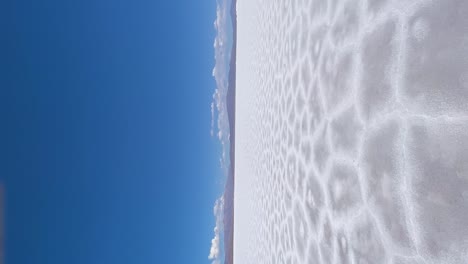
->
[0,0,225,263]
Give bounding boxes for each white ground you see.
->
[234,0,468,263]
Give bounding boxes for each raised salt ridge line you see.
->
[234,0,468,263]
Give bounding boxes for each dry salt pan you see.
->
[234,0,468,263]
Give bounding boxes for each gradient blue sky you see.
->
[1,0,222,263]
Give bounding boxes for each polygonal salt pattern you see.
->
[320,48,355,112]
[320,215,336,264]
[303,170,324,235]
[350,213,388,264]
[359,19,397,121]
[234,0,468,263]
[407,119,468,263]
[327,161,363,219]
[313,123,330,173]
[305,79,324,133]
[330,0,361,47]
[292,201,309,262]
[308,25,328,72]
[403,0,468,115]
[362,120,415,253]
[330,106,363,155]
[336,229,352,264]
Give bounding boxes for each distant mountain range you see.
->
[223,0,237,263]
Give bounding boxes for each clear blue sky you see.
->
[1,0,221,263]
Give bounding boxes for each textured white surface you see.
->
[234,0,468,263]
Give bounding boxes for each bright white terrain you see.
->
[234,0,468,263]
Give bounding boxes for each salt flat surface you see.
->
[234,0,468,263]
